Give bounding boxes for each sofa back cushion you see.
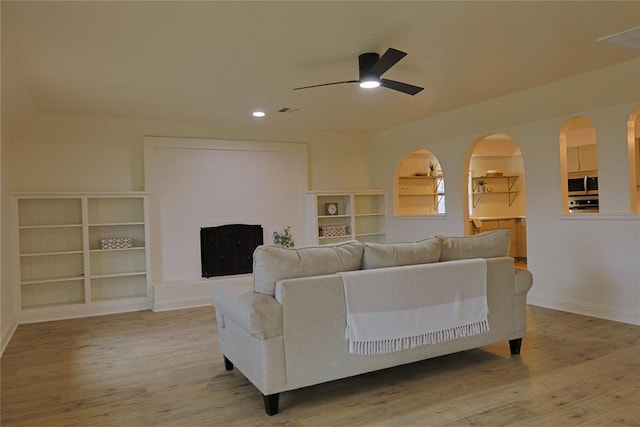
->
[362,238,441,269]
[253,240,364,296]
[438,229,510,261]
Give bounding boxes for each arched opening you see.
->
[393,149,445,216]
[627,107,640,212]
[463,134,527,264]
[559,117,598,214]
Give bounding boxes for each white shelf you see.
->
[20,250,84,257]
[90,271,146,279]
[19,224,82,230]
[355,232,386,237]
[89,222,145,227]
[21,276,85,286]
[89,247,145,253]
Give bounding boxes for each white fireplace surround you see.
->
[143,136,309,311]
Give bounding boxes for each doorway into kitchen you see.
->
[464,134,527,267]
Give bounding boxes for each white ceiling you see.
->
[3,1,639,134]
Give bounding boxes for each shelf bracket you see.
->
[509,191,520,206]
[473,193,482,208]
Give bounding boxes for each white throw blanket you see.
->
[339,259,489,355]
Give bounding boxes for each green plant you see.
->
[477,180,486,186]
[273,226,294,248]
[429,161,438,171]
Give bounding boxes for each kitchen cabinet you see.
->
[308,190,387,245]
[567,144,598,173]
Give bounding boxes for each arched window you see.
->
[559,117,599,214]
[394,149,445,216]
[628,107,640,212]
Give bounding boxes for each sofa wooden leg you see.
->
[509,338,522,355]
[223,356,234,371]
[263,393,280,416]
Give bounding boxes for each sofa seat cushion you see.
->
[438,230,511,261]
[253,240,364,296]
[210,281,283,339]
[362,238,441,269]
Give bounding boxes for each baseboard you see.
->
[527,294,640,326]
[17,299,152,324]
[1,319,18,355]
[152,275,253,312]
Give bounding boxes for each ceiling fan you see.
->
[293,47,424,96]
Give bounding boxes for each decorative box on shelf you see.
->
[100,237,133,250]
[319,225,348,237]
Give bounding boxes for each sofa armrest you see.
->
[210,282,283,339]
[515,267,533,296]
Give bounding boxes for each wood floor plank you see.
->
[2,305,639,426]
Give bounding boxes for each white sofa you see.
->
[210,230,533,415]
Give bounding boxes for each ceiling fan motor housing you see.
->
[359,52,381,81]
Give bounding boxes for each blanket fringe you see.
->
[347,320,490,356]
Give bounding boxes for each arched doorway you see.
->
[463,134,527,264]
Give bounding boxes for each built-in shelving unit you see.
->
[308,190,387,245]
[472,175,520,207]
[14,193,150,322]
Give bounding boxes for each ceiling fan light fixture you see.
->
[359,79,380,89]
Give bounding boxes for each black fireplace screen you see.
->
[200,224,263,278]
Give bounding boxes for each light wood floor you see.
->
[2,305,639,426]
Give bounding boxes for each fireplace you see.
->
[200,224,264,278]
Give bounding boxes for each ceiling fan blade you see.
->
[380,79,424,95]
[293,80,358,90]
[370,48,407,77]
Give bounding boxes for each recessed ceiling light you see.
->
[252,111,266,118]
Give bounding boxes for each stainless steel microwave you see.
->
[568,176,598,195]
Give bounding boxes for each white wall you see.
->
[371,59,640,325]
[1,39,38,353]
[8,113,373,192]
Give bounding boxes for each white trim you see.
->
[17,299,152,324]
[1,320,18,355]
[152,275,253,312]
[559,213,640,220]
[528,294,640,326]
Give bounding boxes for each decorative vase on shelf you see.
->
[477,184,485,193]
